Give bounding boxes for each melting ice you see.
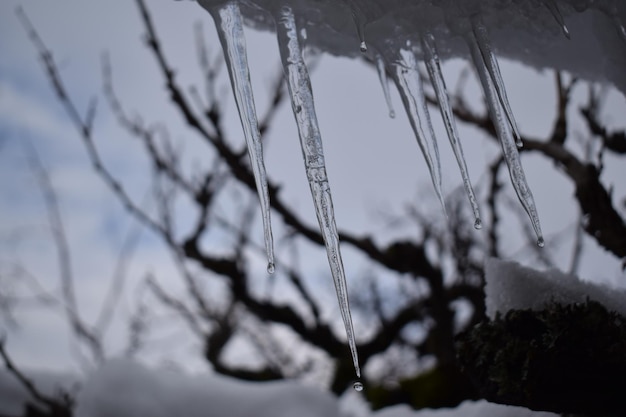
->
[195,0,625,383]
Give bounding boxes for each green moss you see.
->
[456,300,626,416]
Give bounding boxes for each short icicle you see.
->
[422,32,481,226]
[202,1,275,271]
[611,16,626,43]
[274,5,361,379]
[468,35,544,245]
[342,0,368,52]
[389,48,446,214]
[542,0,571,39]
[375,54,396,118]
[470,15,523,148]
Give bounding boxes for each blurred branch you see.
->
[22,142,103,364]
[0,337,73,417]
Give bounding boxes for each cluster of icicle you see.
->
[195,0,625,389]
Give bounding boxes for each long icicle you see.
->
[422,32,481,228]
[274,5,362,382]
[389,48,446,215]
[375,54,396,118]
[203,1,275,273]
[468,35,544,246]
[470,15,523,148]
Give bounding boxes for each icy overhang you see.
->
[202,0,626,93]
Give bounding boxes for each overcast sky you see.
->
[1,1,625,374]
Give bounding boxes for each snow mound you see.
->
[376,400,557,417]
[484,258,626,319]
[75,359,342,417]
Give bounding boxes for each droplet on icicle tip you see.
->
[537,237,545,248]
[353,381,364,392]
[360,41,368,53]
[474,218,483,230]
[516,137,524,148]
[389,110,396,118]
[267,262,275,274]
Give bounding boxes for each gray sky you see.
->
[0,1,624,374]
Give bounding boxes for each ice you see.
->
[191,0,626,382]
[342,0,369,52]
[375,54,396,118]
[484,258,626,319]
[422,32,480,226]
[274,5,361,379]
[468,34,544,245]
[198,1,275,272]
[542,0,570,39]
[388,48,446,214]
[470,16,523,148]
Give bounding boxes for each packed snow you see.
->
[196,0,625,379]
[485,257,626,319]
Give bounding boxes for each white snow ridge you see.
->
[194,0,626,380]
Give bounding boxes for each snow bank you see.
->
[484,258,626,319]
[375,400,557,417]
[74,359,342,417]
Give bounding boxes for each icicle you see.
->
[422,32,481,226]
[468,35,544,245]
[470,15,523,148]
[543,0,571,39]
[389,48,446,215]
[352,11,368,52]
[341,0,368,52]
[204,1,275,271]
[274,5,361,379]
[375,54,396,118]
[611,15,626,43]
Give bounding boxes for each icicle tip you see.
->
[537,237,545,248]
[353,381,364,392]
[474,218,483,230]
[267,262,276,274]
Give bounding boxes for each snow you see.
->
[485,257,626,319]
[74,359,342,417]
[0,359,559,417]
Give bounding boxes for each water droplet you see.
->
[537,237,545,248]
[474,218,483,230]
[359,41,367,53]
[389,110,396,118]
[353,381,364,392]
[267,262,275,274]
